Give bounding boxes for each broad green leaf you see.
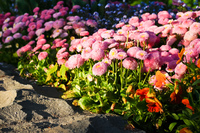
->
[171,113,179,120]
[192,79,200,86]
[61,90,78,99]
[45,74,52,82]
[183,119,192,127]
[60,64,68,81]
[46,63,58,75]
[169,122,177,131]
[78,96,94,110]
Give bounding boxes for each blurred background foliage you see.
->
[0,0,199,16]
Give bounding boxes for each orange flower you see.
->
[135,88,149,101]
[197,59,200,68]
[146,97,163,113]
[176,48,185,64]
[170,81,183,104]
[155,71,166,88]
[182,99,194,111]
[179,127,193,133]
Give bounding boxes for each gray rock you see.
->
[0,90,17,108]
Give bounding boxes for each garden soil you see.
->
[0,62,145,133]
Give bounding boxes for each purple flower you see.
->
[4,36,13,43]
[35,28,45,36]
[13,33,22,39]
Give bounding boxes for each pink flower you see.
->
[81,47,92,60]
[143,51,161,72]
[116,52,127,60]
[38,52,48,61]
[158,11,171,19]
[113,34,126,42]
[92,62,107,76]
[135,50,149,60]
[92,41,108,50]
[166,35,177,46]
[172,25,187,35]
[65,54,85,69]
[44,21,53,31]
[33,7,40,13]
[128,16,139,27]
[91,48,105,61]
[116,22,125,28]
[183,31,197,42]
[109,48,118,59]
[51,29,62,38]
[160,45,171,51]
[189,22,200,34]
[138,32,149,42]
[53,20,64,29]
[35,28,45,36]
[127,47,142,58]
[42,44,51,50]
[122,57,138,70]
[101,30,114,39]
[86,19,97,27]
[80,31,89,36]
[37,38,46,46]
[174,62,187,75]
[57,58,66,65]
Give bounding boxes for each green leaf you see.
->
[169,122,177,131]
[136,100,147,110]
[192,79,200,86]
[59,64,68,81]
[183,119,192,127]
[78,96,94,110]
[171,113,179,120]
[47,63,58,75]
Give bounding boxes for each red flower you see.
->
[170,81,183,104]
[146,98,163,113]
[135,88,150,101]
[182,99,194,111]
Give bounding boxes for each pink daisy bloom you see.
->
[116,51,127,60]
[109,48,118,60]
[160,45,171,51]
[166,35,177,46]
[65,54,84,69]
[172,25,187,35]
[122,57,138,70]
[51,29,62,38]
[38,52,48,61]
[174,62,187,76]
[42,44,51,50]
[102,57,112,66]
[53,19,64,29]
[189,22,200,34]
[35,28,45,36]
[135,50,149,60]
[116,22,125,28]
[4,36,13,43]
[183,31,197,42]
[108,42,119,49]
[138,32,149,42]
[127,47,142,58]
[91,48,105,61]
[101,30,114,39]
[92,41,108,50]
[81,47,92,61]
[92,62,108,76]
[80,31,89,36]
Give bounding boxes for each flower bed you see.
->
[0,0,200,132]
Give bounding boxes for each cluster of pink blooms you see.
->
[63,9,200,89]
[0,1,97,47]
[2,1,200,91]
